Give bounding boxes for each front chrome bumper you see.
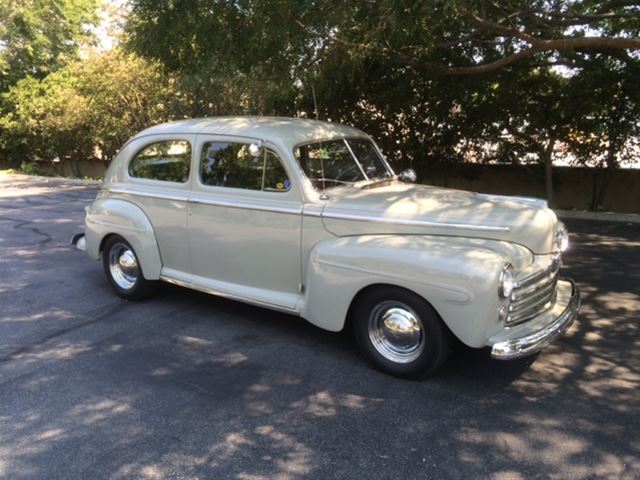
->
[489,279,580,360]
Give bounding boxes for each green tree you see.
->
[124,1,640,167]
[39,0,632,209]
[0,0,101,92]
[0,49,177,168]
[125,0,311,116]
[564,55,640,208]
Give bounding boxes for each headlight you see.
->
[555,222,569,252]
[499,264,515,299]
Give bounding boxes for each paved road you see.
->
[1,174,638,480]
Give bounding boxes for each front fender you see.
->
[300,235,533,347]
[84,198,162,280]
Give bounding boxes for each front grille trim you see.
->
[515,256,561,289]
[506,255,561,326]
[510,279,557,313]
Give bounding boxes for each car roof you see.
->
[132,116,369,149]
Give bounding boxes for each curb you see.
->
[556,209,640,224]
[0,173,101,186]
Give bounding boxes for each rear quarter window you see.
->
[129,140,191,183]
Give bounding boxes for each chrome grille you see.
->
[507,256,560,325]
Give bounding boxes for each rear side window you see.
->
[129,140,191,183]
[200,142,291,192]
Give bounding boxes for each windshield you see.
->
[294,138,392,190]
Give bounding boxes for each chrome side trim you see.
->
[159,275,299,313]
[491,279,580,360]
[106,187,303,215]
[320,211,511,232]
[302,210,323,218]
[107,187,189,202]
[107,185,509,231]
[189,194,302,215]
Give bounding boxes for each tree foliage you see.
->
[1,0,639,210]
[0,49,177,165]
[122,0,640,207]
[0,0,101,92]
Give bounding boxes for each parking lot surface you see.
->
[1,174,638,479]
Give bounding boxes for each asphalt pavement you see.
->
[1,174,638,480]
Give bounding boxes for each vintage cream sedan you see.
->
[72,117,580,377]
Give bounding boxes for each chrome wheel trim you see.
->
[368,301,425,364]
[108,242,139,290]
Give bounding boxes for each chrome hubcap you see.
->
[108,242,139,290]
[368,301,425,363]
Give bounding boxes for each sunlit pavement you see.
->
[1,174,638,480]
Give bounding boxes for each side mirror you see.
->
[398,168,417,183]
[249,141,265,157]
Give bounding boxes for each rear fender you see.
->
[84,198,162,279]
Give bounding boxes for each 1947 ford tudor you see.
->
[72,117,580,377]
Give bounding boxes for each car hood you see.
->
[320,183,558,254]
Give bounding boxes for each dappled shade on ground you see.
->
[0,175,638,479]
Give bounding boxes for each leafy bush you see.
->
[0,49,178,167]
[19,161,47,176]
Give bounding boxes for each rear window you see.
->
[129,140,191,183]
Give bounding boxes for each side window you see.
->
[129,140,191,183]
[200,142,291,192]
[263,155,291,192]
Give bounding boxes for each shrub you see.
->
[19,161,48,176]
[0,49,178,167]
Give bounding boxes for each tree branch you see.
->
[457,6,539,43]
[295,17,640,77]
[594,0,640,14]
[437,37,640,75]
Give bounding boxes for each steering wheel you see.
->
[335,165,361,182]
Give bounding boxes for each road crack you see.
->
[0,215,53,245]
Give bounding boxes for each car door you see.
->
[186,135,303,311]
[116,134,195,275]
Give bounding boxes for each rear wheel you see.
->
[102,235,156,300]
[352,286,450,378]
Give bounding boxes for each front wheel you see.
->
[352,287,450,378]
[102,235,156,300]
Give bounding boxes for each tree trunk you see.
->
[593,146,617,210]
[542,136,556,207]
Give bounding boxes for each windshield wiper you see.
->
[360,178,393,189]
[307,177,355,186]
